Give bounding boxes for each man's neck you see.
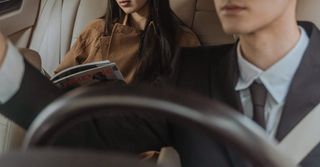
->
[239,16,300,70]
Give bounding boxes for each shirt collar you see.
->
[122,15,129,26]
[235,27,310,103]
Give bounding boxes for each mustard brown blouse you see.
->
[55,18,200,83]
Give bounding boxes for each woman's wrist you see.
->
[0,32,7,67]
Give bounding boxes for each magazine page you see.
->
[51,60,111,81]
[52,62,123,89]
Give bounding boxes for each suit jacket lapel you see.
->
[211,44,248,166]
[276,22,320,141]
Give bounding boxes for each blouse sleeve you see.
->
[54,19,107,74]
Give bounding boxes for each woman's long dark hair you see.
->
[105,0,185,83]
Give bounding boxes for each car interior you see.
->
[22,85,295,167]
[0,0,320,166]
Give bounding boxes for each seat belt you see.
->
[278,102,320,165]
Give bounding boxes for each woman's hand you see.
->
[0,32,7,67]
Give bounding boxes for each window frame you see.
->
[0,0,23,16]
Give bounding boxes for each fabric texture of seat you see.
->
[297,0,320,28]
[29,0,107,75]
[170,0,235,46]
[19,48,42,70]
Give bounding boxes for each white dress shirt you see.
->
[235,27,309,138]
[0,41,25,104]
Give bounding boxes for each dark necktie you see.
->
[249,82,267,129]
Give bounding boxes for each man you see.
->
[176,0,307,137]
[0,32,63,127]
[171,0,320,166]
[1,0,319,166]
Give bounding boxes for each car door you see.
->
[0,0,40,47]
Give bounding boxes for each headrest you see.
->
[170,0,235,45]
[297,0,320,28]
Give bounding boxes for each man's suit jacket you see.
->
[1,21,320,167]
[172,21,320,167]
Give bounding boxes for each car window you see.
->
[0,0,23,15]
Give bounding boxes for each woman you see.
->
[55,0,200,83]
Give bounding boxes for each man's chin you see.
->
[222,26,249,35]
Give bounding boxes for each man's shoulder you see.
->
[169,44,235,96]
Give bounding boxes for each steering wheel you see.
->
[23,85,296,167]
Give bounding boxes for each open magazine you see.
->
[46,60,124,89]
